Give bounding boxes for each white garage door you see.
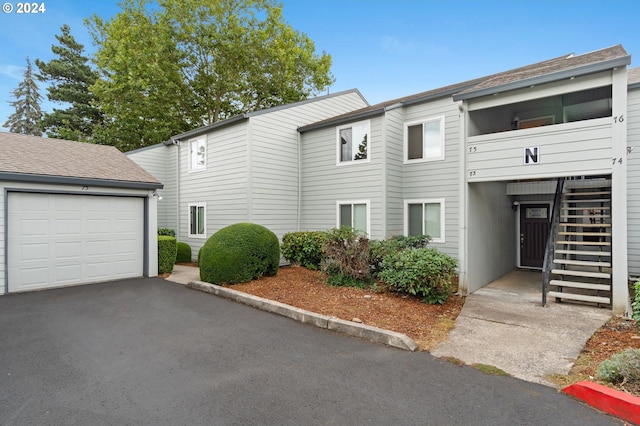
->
[8,192,144,293]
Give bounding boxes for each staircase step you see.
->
[562,198,611,203]
[561,206,610,211]
[559,222,611,228]
[555,249,611,257]
[556,240,611,246]
[551,269,610,279]
[564,191,611,197]
[561,214,610,219]
[553,259,611,267]
[549,279,611,291]
[558,231,611,237]
[547,291,610,305]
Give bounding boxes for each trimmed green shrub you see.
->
[158,228,176,237]
[370,235,431,275]
[176,242,192,263]
[597,348,640,385]
[158,236,177,274]
[281,231,328,269]
[199,223,280,284]
[378,247,457,304]
[321,227,371,287]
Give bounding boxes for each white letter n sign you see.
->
[523,146,540,165]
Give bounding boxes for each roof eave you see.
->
[453,55,632,101]
[0,172,163,190]
[402,85,475,107]
[298,108,386,133]
[171,115,248,141]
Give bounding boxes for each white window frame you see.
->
[404,116,445,164]
[189,137,206,172]
[336,120,371,166]
[188,202,206,238]
[404,198,445,243]
[336,199,371,235]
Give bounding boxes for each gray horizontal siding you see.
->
[179,124,249,256]
[300,117,385,239]
[249,91,369,240]
[628,87,640,277]
[467,119,613,181]
[127,144,177,231]
[402,97,461,258]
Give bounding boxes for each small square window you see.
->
[337,121,370,164]
[189,203,206,237]
[405,117,444,163]
[190,138,206,171]
[337,201,369,234]
[405,199,444,242]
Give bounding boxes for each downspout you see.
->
[457,101,468,295]
[297,131,302,231]
[175,141,180,242]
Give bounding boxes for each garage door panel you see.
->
[56,219,82,235]
[19,242,49,262]
[8,193,144,293]
[19,217,49,237]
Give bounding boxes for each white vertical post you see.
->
[611,66,629,314]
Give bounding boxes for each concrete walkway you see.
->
[432,269,612,386]
[168,266,612,387]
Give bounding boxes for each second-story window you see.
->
[189,137,206,171]
[405,116,445,163]
[337,121,370,165]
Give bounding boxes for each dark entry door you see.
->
[520,204,550,268]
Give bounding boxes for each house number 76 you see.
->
[614,115,624,123]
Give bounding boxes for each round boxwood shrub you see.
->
[199,223,280,284]
[176,242,192,263]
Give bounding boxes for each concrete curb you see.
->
[562,380,640,424]
[187,280,418,352]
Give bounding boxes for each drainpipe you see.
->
[457,101,468,295]
[297,131,301,231]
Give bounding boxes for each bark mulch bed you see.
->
[223,265,464,351]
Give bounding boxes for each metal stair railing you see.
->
[542,177,565,306]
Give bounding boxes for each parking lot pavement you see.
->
[0,278,620,425]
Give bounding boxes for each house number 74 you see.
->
[612,158,623,165]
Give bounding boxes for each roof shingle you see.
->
[0,133,161,188]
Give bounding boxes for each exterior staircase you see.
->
[547,179,612,307]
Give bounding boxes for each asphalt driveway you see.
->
[0,278,620,425]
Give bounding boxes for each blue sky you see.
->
[1,0,639,131]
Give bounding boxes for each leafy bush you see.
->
[321,227,371,287]
[158,236,177,274]
[199,223,280,284]
[632,281,640,325]
[158,228,176,237]
[597,348,640,386]
[370,235,431,275]
[176,242,192,263]
[378,247,457,304]
[281,231,328,269]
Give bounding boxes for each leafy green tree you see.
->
[35,24,102,141]
[3,58,43,136]
[87,0,334,150]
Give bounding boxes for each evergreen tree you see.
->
[3,57,43,136]
[35,24,101,141]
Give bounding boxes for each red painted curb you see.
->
[562,380,640,424]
